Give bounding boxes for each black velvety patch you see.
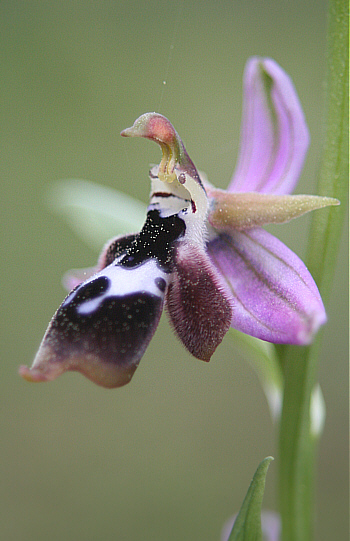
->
[71,275,110,303]
[45,292,162,366]
[103,210,186,272]
[103,234,138,267]
[155,277,166,292]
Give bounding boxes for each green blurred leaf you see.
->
[227,457,274,541]
[47,179,147,250]
[229,330,283,422]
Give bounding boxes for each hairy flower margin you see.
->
[20,57,339,388]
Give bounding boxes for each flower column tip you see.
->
[121,112,183,183]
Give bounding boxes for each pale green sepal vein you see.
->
[208,192,339,231]
[227,457,274,541]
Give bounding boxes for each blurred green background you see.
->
[1,1,348,540]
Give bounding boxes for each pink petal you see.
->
[228,57,309,195]
[166,242,233,360]
[207,229,326,345]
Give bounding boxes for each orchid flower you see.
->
[20,57,339,388]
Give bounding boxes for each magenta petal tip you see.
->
[228,57,309,195]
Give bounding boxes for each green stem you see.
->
[279,342,320,541]
[278,1,348,540]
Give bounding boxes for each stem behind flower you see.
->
[278,1,348,540]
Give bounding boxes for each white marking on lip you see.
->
[76,259,170,315]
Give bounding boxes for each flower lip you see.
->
[19,364,60,383]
